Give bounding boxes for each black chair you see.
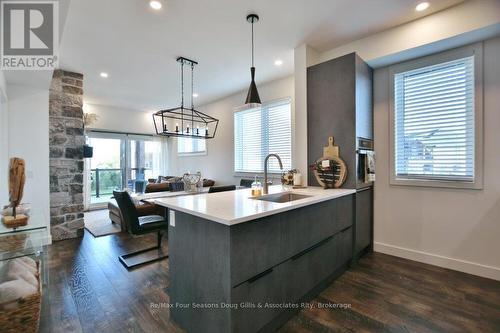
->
[113,190,168,269]
[208,185,237,193]
[240,179,254,188]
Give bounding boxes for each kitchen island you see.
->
[151,186,355,333]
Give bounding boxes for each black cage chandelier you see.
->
[153,57,219,139]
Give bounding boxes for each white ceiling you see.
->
[58,0,463,111]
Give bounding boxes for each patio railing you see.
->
[91,168,122,198]
[90,168,152,198]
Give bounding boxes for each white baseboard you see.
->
[374,242,500,281]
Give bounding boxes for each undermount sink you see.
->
[254,192,312,203]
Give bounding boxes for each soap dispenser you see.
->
[251,175,262,197]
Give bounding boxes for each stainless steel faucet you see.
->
[263,153,283,194]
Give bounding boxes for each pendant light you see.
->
[153,57,219,139]
[244,14,261,108]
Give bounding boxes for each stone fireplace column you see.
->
[49,70,85,241]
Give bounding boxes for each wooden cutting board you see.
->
[313,137,347,189]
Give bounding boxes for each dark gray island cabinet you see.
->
[167,193,354,333]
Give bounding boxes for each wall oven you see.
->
[356,137,374,189]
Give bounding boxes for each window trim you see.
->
[388,43,483,189]
[233,97,292,175]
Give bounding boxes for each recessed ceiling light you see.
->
[274,59,283,66]
[150,0,162,10]
[100,72,108,78]
[415,2,430,11]
[192,93,199,98]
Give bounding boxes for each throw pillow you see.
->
[2,260,38,287]
[12,258,38,276]
[0,279,38,309]
[157,176,175,183]
[16,256,36,269]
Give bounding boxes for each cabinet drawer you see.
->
[337,226,353,266]
[231,263,287,333]
[231,214,282,286]
[284,227,353,304]
[282,195,354,259]
[284,235,337,303]
[281,200,336,260]
[335,194,354,233]
[355,188,372,254]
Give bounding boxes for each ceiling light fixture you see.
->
[150,0,162,10]
[274,59,283,66]
[244,14,261,108]
[100,72,108,78]
[415,2,429,11]
[153,57,219,139]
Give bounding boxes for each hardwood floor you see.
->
[39,230,179,333]
[39,230,500,333]
[280,254,500,333]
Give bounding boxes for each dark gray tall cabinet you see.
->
[307,52,374,260]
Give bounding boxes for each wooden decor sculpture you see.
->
[311,137,347,189]
[2,157,29,228]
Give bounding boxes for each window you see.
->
[389,44,483,189]
[177,136,206,155]
[234,98,292,173]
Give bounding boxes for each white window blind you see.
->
[178,136,206,155]
[234,99,292,173]
[394,56,475,182]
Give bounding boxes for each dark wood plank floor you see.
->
[39,230,500,333]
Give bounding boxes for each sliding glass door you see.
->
[86,132,163,208]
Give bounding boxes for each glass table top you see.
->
[0,210,49,261]
[0,209,48,234]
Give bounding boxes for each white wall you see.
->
[7,85,50,234]
[373,37,500,281]
[0,71,8,206]
[169,75,294,185]
[84,103,156,135]
[294,45,318,185]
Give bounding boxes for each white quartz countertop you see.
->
[148,185,356,226]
